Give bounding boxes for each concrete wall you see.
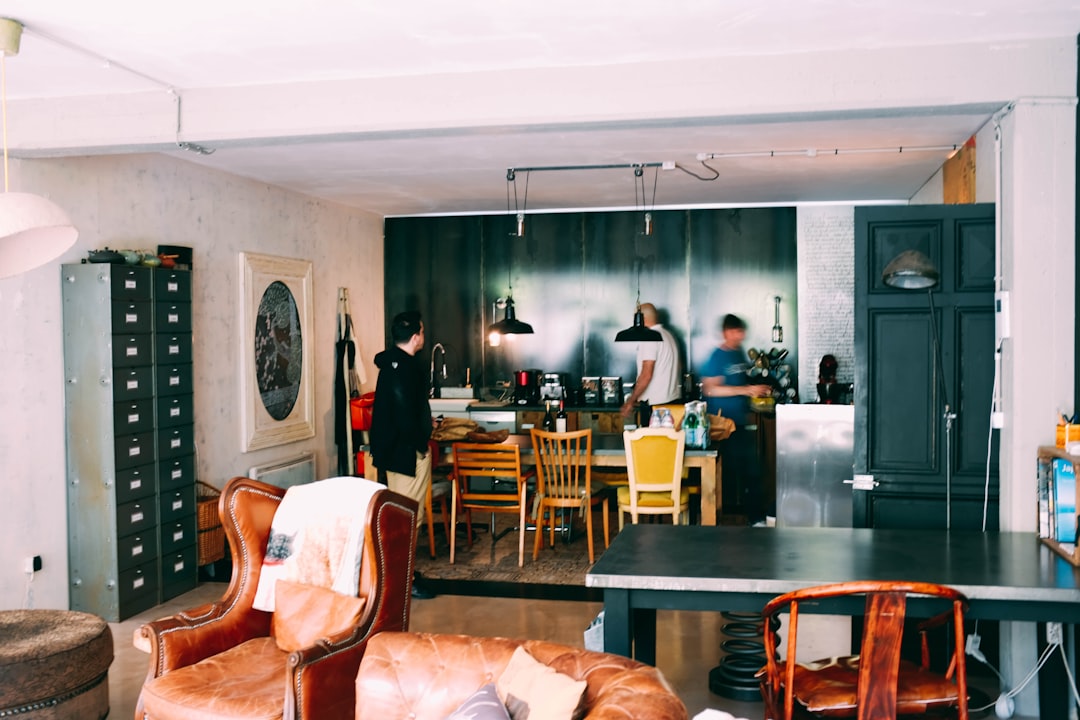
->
[0,154,384,610]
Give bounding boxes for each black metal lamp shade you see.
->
[882,249,940,290]
[614,309,662,342]
[487,296,534,335]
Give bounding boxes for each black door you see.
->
[854,204,999,530]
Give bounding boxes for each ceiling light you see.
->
[488,173,534,342]
[615,166,662,343]
[0,18,77,279]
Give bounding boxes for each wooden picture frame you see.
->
[239,252,315,451]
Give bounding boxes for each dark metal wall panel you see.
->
[956,307,998,476]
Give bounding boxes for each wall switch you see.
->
[995,290,1010,342]
[24,555,42,573]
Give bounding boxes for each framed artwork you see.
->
[239,252,315,451]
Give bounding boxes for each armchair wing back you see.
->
[136,476,418,720]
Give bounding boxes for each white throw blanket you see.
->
[253,476,383,612]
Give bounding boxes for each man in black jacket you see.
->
[370,310,435,598]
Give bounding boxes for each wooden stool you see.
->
[0,609,113,719]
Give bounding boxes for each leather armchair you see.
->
[354,631,689,719]
[136,476,418,720]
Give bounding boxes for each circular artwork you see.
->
[254,280,303,420]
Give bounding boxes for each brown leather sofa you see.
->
[136,477,418,720]
[355,631,689,719]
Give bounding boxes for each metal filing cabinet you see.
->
[62,263,196,621]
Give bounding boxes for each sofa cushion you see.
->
[271,580,366,652]
[445,683,511,720]
[140,637,286,720]
[497,646,587,720]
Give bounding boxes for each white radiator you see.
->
[247,452,317,489]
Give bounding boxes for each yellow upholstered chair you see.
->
[620,427,690,528]
[449,442,531,567]
[530,428,610,564]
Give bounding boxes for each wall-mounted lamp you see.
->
[771,295,783,343]
[0,18,78,279]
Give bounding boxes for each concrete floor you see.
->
[110,581,762,719]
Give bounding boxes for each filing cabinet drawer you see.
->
[157,394,193,429]
[155,333,192,364]
[110,266,152,300]
[112,366,155,402]
[111,300,153,334]
[161,546,198,601]
[160,515,197,555]
[158,424,194,460]
[157,364,193,397]
[159,455,195,492]
[115,463,156,504]
[116,497,157,536]
[118,559,159,617]
[154,269,191,302]
[117,530,158,572]
[114,431,156,470]
[159,485,196,524]
[112,334,153,368]
[113,398,154,436]
[155,302,192,333]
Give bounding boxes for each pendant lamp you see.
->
[615,166,661,342]
[487,170,533,340]
[0,18,77,279]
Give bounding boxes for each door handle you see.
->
[844,474,878,491]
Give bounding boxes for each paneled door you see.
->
[854,204,998,530]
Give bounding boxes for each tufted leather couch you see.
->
[355,631,689,719]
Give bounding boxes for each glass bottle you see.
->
[555,400,568,433]
[542,400,555,431]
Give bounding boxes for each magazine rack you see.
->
[1037,446,1080,566]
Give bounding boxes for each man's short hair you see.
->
[721,314,746,331]
[390,311,422,344]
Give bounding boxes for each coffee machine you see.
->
[513,369,542,406]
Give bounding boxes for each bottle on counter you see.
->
[555,400,568,432]
[684,409,701,448]
[542,400,555,432]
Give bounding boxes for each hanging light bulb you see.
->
[0,18,78,279]
[615,167,661,343]
[488,172,534,342]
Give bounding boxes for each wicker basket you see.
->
[196,481,225,566]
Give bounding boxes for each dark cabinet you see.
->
[63,263,197,621]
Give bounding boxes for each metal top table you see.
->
[587,525,1080,662]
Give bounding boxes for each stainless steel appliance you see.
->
[513,369,542,405]
[540,372,569,401]
[775,404,854,528]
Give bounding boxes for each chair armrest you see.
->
[286,620,393,720]
[139,598,272,676]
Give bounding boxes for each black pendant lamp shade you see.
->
[488,296,534,335]
[614,307,662,342]
[882,249,940,290]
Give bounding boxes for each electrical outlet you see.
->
[965,633,983,659]
[24,555,42,573]
[1047,621,1063,645]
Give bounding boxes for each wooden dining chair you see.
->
[759,580,970,720]
[530,428,610,564]
[449,442,531,567]
[620,427,689,528]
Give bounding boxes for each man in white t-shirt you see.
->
[620,303,682,419]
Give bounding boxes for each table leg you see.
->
[602,589,632,658]
[700,456,720,526]
[633,607,657,666]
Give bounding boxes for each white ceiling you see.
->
[3,1,1080,216]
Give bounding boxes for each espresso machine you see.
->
[513,369,542,406]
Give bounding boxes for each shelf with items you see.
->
[1037,445,1080,566]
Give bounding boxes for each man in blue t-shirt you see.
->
[700,314,771,525]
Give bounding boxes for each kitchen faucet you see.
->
[430,342,447,398]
